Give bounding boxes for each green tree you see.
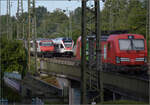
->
[101,0,146,36]
[127,0,146,36]
[1,37,27,74]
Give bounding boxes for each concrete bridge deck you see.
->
[39,58,149,102]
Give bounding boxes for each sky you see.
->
[0,0,104,16]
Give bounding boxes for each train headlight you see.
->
[116,56,120,63]
[144,57,147,63]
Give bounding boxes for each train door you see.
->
[107,41,115,64]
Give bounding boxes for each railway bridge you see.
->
[39,58,149,103]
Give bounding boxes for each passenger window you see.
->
[55,44,59,48]
[61,44,64,48]
[39,42,42,46]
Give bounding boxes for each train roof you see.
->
[54,37,72,40]
[87,35,108,41]
[52,37,73,44]
[35,38,52,41]
[30,38,53,43]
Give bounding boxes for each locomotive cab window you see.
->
[119,39,131,50]
[132,39,144,50]
[119,39,144,50]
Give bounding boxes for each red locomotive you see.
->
[75,34,148,71]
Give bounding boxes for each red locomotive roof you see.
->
[107,34,145,41]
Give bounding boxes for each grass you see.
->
[3,83,22,103]
[100,100,146,104]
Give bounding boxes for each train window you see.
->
[119,39,144,50]
[39,42,42,46]
[40,42,53,46]
[119,39,131,50]
[132,39,144,50]
[55,44,59,48]
[61,44,64,48]
[64,43,72,48]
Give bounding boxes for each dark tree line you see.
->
[0,0,147,42]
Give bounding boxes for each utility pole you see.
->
[7,0,10,39]
[147,0,150,104]
[28,0,31,71]
[17,0,24,39]
[148,0,150,61]
[81,0,87,104]
[69,10,72,38]
[9,2,12,40]
[0,0,2,101]
[0,0,2,37]
[28,0,37,73]
[32,0,37,74]
[95,0,103,102]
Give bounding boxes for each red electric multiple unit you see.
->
[30,38,54,57]
[75,34,148,71]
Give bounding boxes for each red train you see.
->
[30,38,54,57]
[75,34,148,71]
[30,37,74,57]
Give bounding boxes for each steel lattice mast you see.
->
[81,0,104,103]
[28,0,37,72]
[17,0,24,39]
[81,0,87,104]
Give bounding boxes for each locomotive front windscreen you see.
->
[63,40,73,48]
[119,39,144,50]
[64,43,72,47]
[132,39,144,50]
[40,42,53,46]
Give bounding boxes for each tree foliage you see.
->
[0,1,147,42]
[1,37,27,74]
[101,0,147,36]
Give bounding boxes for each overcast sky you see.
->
[0,0,104,16]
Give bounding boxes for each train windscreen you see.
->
[63,40,73,48]
[64,43,72,48]
[40,42,53,46]
[119,39,144,50]
[132,39,144,50]
[119,39,131,50]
